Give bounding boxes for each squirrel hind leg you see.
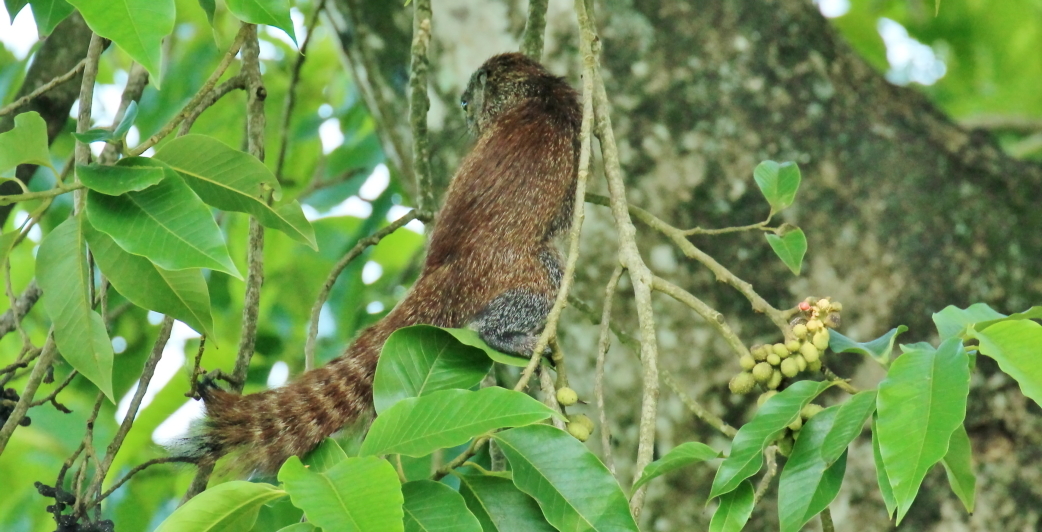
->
[470,289,553,356]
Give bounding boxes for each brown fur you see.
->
[191,53,581,474]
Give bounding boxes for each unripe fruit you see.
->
[757,390,778,407]
[807,319,823,332]
[752,362,774,384]
[801,404,824,420]
[571,413,595,431]
[792,323,808,339]
[800,342,820,363]
[772,343,789,358]
[807,359,822,372]
[825,312,842,329]
[785,339,801,352]
[556,387,578,406]
[830,301,843,312]
[767,369,783,390]
[766,353,781,366]
[777,433,795,456]
[793,354,807,372]
[751,345,768,362]
[816,298,831,312]
[739,354,756,371]
[788,416,803,431]
[780,358,799,378]
[729,372,757,394]
[567,422,591,442]
[812,330,830,351]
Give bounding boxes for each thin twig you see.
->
[179,75,246,135]
[0,58,88,117]
[29,370,77,412]
[92,456,197,506]
[753,445,778,505]
[275,0,328,181]
[520,0,549,59]
[539,366,566,430]
[595,266,623,474]
[100,63,150,163]
[74,33,106,213]
[305,210,422,370]
[408,0,434,214]
[128,24,250,157]
[0,183,83,206]
[821,507,835,532]
[0,334,56,452]
[651,276,750,360]
[0,281,41,343]
[661,371,737,438]
[72,393,105,518]
[681,219,772,236]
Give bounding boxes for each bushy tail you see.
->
[174,345,378,474]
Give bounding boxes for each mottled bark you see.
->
[328,0,1042,530]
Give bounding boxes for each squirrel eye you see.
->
[460,99,468,110]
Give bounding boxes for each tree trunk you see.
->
[337,0,1042,529]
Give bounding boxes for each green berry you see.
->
[571,413,595,431]
[567,422,591,442]
[767,369,783,390]
[739,354,756,371]
[807,359,822,372]
[807,319,823,332]
[766,353,781,366]
[793,354,807,372]
[752,362,774,384]
[785,339,801,353]
[772,343,789,358]
[800,342,820,363]
[788,416,803,431]
[812,330,830,351]
[825,312,842,329]
[729,372,757,394]
[556,387,578,406]
[777,433,794,456]
[830,301,843,312]
[792,323,808,339]
[751,345,768,362]
[780,358,799,378]
[801,404,824,420]
[757,390,778,407]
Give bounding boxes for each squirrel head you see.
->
[460,52,567,135]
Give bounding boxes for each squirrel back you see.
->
[178,52,581,474]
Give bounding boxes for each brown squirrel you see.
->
[178,52,581,474]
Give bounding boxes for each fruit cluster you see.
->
[728,297,842,395]
[554,386,596,442]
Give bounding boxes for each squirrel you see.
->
[177,52,581,474]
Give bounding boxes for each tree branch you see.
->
[0,58,87,118]
[520,0,549,60]
[408,0,434,214]
[0,334,56,453]
[595,265,623,474]
[275,0,328,181]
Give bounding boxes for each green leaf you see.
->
[932,303,1005,340]
[876,338,970,523]
[974,306,1042,331]
[72,128,113,144]
[971,319,1042,408]
[275,524,316,532]
[871,416,897,518]
[373,325,493,414]
[113,100,139,138]
[85,165,241,278]
[940,424,976,514]
[494,425,639,532]
[83,221,214,337]
[765,225,807,275]
[0,230,21,267]
[632,442,722,491]
[225,0,297,45]
[5,0,29,18]
[198,0,217,25]
[441,328,533,367]
[0,111,53,176]
[402,480,482,532]
[28,0,74,36]
[153,134,317,248]
[37,217,115,402]
[708,480,753,532]
[278,455,403,532]
[753,160,801,213]
[457,473,556,532]
[828,326,908,366]
[301,438,348,473]
[77,158,165,195]
[778,406,847,532]
[820,390,876,466]
[709,380,833,499]
[153,481,286,532]
[65,0,174,87]
[360,388,559,458]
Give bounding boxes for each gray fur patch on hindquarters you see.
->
[470,289,553,356]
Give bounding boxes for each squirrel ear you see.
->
[478,70,488,86]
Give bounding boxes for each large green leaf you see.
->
[85,166,241,278]
[441,328,533,367]
[941,424,976,514]
[5,0,28,18]
[37,216,114,402]
[708,480,753,532]
[154,481,286,532]
[83,221,213,337]
[0,111,53,176]
[709,380,833,499]
[77,158,164,196]
[28,0,73,36]
[974,306,1042,331]
[302,438,348,473]
[278,456,403,532]
[820,390,876,466]
[65,0,174,86]
[493,425,639,532]
[153,134,316,248]
[971,319,1042,408]
[226,0,297,44]
[871,416,897,518]
[632,442,722,491]
[753,160,801,213]
[765,225,807,276]
[932,303,1005,340]
[359,388,559,458]
[828,326,908,366]
[457,473,556,532]
[402,480,482,532]
[876,338,970,523]
[778,406,847,532]
[373,325,493,414]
